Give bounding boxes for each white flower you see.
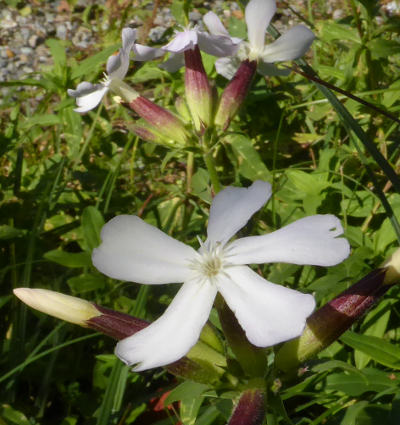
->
[161,23,241,72]
[92,181,350,371]
[209,0,315,79]
[68,28,164,113]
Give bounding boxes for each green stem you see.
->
[186,151,194,193]
[202,130,221,193]
[203,150,221,194]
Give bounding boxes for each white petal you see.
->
[203,11,242,44]
[229,215,350,266]
[163,30,198,53]
[215,57,240,80]
[160,53,185,72]
[68,81,108,113]
[107,27,137,79]
[197,32,240,57]
[246,0,276,53]
[115,279,217,370]
[92,215,196,284]
[217,266,315,347]
[206,180,272,246]
[261,25,315,63]
[133,44,165,61]
[203,11,230,37]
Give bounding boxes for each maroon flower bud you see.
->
[228,388,266,425]
[127,96,188,146]
[275,249,400,372]
[215,60,257,131]
[184,45,213,131]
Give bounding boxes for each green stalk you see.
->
[203,150,221,194]
[202,131,221,193]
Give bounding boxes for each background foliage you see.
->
[1,0,400,423]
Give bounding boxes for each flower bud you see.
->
[215,60,257,131]
[127,122,184,148]
[14,288,224,383]
[127,96,189,146]
[228,388,266,425]
[275,248,400,373]
[110,79,188,146]
[184,46,213,131]
[13,288,101,326]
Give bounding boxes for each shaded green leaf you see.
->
[82,206,104,251]
[341,331,400,369]
[229,134,270,181]
[44,250,92,268]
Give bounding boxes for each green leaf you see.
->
[340,331,400,369]
[340,401,369,425]
[355,300,391,369]
[71,44,120,79]
[44,250,92,268]
[170,0,187,26]
[131,62,166,83]
[367,39,400,60]
[286,169,328,195]
[382,79,400,108]
[192,168,212,203]
[81,206,105,251]
[20,114,61,129]
[67,273,106,294]
[0,405,31,425]
[0,295,12,310]
[229,134,270,181]
[165,381,210,425]
[326,368,399,396]
[0,225,25,240]
[373,218,398,253]
[319,22,361,44]
[46,38,66,69]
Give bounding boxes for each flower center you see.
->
[201,249,223,278]
[189,241,229,283]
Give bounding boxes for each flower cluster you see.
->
[68,0,315,134]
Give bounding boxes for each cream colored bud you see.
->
[382,247,400,285]
[13,288,101,326]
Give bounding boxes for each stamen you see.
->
[188,241,229,282]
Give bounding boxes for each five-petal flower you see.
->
[92,180,350,371]
[209,0,315,79]
[68,28,164,113]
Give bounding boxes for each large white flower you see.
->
[208,0,315,79]
[92,181,350,371]
[68,28,164,113]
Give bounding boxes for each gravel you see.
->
[1,0,398,85]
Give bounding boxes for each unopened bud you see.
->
[14,288,224,383]
[184,46,213,131]
[215,60,257,131]
[228,387,266,425]
[13,288,101,326]
[126,96,189,146]
[382,248,400,285]
[275,248,400,373]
